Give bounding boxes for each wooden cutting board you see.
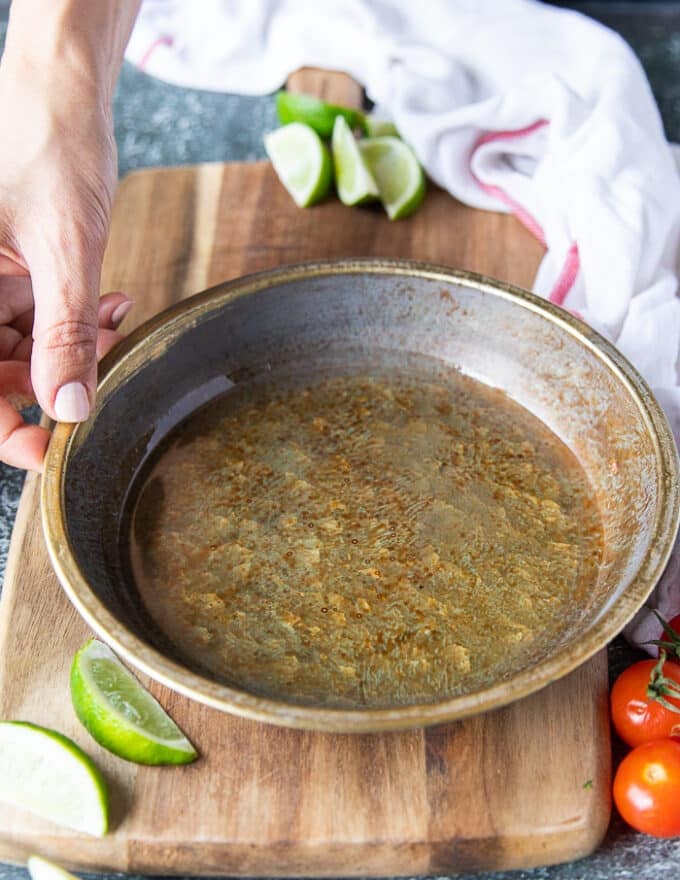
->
[0,74,611,877]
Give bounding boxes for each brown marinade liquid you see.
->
[130,365,603,709]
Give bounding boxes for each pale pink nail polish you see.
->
[54,382,90,422]
[111,300,134,326]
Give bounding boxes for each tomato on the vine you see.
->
[643,611,680,660]
[613,738,680,837]
[658,614,680,656]
[610,655,680,748]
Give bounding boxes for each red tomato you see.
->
[610,657,680,748]
[614,738,680,837]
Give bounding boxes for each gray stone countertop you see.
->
[0,2,680,879]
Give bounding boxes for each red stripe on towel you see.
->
[138,35,174,70]
[547,242,580,306]
[470,120,580,305]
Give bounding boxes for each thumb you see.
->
[28,239,102,423]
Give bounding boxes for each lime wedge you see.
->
[331,116,380,206]
[28,856,79,880]
[70,639,197,766]
[0,721,108,836]
[264,123,333,207]
[276,91,368,138]
[365,117,400,138]
[358,136,426,220]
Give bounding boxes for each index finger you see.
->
[0,361,47,470]
[0,397,49,471]
[0,255,28,276]
[0,275,33,326]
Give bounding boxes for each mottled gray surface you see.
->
[1,3,680,879]
[113,66,278,174]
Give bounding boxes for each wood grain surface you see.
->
[0,75,611,877]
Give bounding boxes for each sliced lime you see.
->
[70,639,197,766]
[275,91,368,138]
[0,721,108,836]
[28,856,79,880]
[264,123,333,207]
[365,117,400,138]
[331,115,380,206]
[358,136,426,220]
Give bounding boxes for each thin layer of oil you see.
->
[129,364,603,709]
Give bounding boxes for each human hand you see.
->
[0,71,120,471]
[0,0,141,471]
[0,275,131,471]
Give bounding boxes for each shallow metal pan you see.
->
[42,259,680,732]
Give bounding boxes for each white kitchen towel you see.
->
[126,0,680,648]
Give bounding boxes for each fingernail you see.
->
[54,382,91,423]
[111,300,134,327]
